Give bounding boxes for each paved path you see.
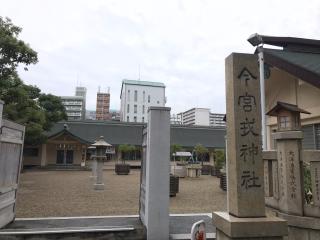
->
[16,169,227,218]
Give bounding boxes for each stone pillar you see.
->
[145,107,170,240]
[0,100,3,128]
[40,144,47,167]
[273,131,304,215]
[94,159,104,190]
[90,159,97,180]
[213,53,287,239]
[209,150,215,166]
[311,161,320,206]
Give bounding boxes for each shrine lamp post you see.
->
[91,136,113,190]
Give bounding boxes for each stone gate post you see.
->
[145,106,170,240]
[213,53,287,239]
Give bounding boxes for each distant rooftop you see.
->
[122,79,165,87]
[120,79,165,98]
[60,96,84,99]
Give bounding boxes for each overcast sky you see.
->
[1,0,320,114]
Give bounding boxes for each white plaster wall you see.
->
[120,84,166,122]
[194,108,210,126]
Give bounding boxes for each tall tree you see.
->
[194,143,209,165]
[0,17,66,145]
[0,17,38,80]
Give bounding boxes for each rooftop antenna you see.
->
[138,64,141,81]
[108,87,110,94]
[98,86,101,93]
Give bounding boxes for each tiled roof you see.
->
[47,121,225,148]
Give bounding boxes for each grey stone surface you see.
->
[225,53,265,217]
[310,161,320,206]
[275,138,303,215]
[94,160,104,190]
[213,212,287,239]
[273,131,303,140]
[144,107,171,240]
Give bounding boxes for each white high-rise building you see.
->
[120,79,166,122]
[177,108,226,127]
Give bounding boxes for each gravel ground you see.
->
[16,170,227,218]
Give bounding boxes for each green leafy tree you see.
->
[194,143,209,165]
[214,149,226,169]
[170,144,183,161]
[0,17,66,145]
[118,144,136,164]
[0,17,38,80]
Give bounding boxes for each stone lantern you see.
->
[91,136,113,190]
[266,101,310,131]
[267,101,310,215]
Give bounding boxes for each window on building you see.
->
[127,104,130,113]
[148,95,150,103]
[134,105,137,113]
[142,105,145,114]
[143,91,145,102]
[134,116,137,122]
[279,116,290,129]
[142,117,145,123]
[128,90,130,101]
[127,116,129,122]
[134,90,138,102]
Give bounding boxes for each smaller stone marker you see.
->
[311,162,320,206]
[91,136,112,190]
[213,53,287,240]
[267,101,310,215]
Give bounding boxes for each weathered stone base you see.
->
[277,212,320,240]
[94,183,105,190]
[213,212,287,239]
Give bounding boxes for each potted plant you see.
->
[115,144,132,175]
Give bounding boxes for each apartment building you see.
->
[96,92,111,120]
[209,113,226,127]
[60,86,86,121]
[120,79,166,123]
[177,108,226,127]
[61,96,85,120]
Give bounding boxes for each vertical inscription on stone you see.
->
[226,54,265,217]
[311,162,320,206]
[288,151,297,199]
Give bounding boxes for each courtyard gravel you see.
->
[16,169,227,218]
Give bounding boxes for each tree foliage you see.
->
[0,17,38,79]
[214,149,226,169]
[118,144,136,163]
[170,144,183,160]
[0,17,66,145]
[193,143,209,164]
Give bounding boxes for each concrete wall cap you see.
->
[272,131,303,140]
